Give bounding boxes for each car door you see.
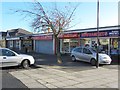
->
[82,48,93,62]
[73,47,83,61]
[76,48,84,61]
[2,49,19,67]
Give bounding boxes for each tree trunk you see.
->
[55,35,63,64]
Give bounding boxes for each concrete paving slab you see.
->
[20,78,37,84]
[60,80,80,86]
[9,65,118,89]
[44,83,58,88]
[37,79,48,85]
[73,83,88,88]
[43,78,59,83]
[51,82,69,87]
[24,82,46,88]
[105,82,118,88]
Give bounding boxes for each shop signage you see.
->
[32,35,52,40]
[80,31,108,38]
[21,36,32,40]
[58,33,79,39]
[108,30,119,37]
[80,30,119,38]
[6,37,20,40]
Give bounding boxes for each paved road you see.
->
[1,65,40,89]
[1,67,28,89]
[32,53,118,73]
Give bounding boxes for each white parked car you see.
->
[0,48,35,68]
[71,47,112,65]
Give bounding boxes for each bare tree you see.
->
[15,0,79,64]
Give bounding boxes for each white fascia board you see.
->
[6,37,20,40]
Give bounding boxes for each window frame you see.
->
[2,49,16,56]
[83,48,92,54]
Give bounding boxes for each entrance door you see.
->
[99,39,109,55]
[82,48,92,62]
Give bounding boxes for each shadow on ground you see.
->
[4,51,118,72]
[1,64,41,72]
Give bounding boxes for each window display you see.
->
[99,39,109,54]
[110,38,118,55]
[70,39,80,52]
[61,39,80,53]
[61,39,70,53]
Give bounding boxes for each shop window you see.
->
[16,41,19,48]
[70,39,80,52]
[63,42,69,52]
[99,39,109,54]
[110,38,118,55]
[9,41,13,48]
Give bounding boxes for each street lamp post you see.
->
[96,0,99,68]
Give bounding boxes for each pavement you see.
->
[10,65,118,89]
[2,52,119,89]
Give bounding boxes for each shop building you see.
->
[20,35,33,53]
[6,28,32,52]
[58,33,80,53]
[6,37,21,51]
[31,25,119,60]
[32,33,54,54]
[5,25,119,62]
[59,25,119,63]
[59,26,119,57]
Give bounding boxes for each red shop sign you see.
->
[80,32,108,38]
[58,33,79,39]
[32,35,53,40]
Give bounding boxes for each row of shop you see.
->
[6,26,120,61]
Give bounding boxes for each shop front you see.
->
[80,30,119,63]
[6,37,21,51]
[58,33,80,53]
[32,34,54,54]
[20,36,33,53]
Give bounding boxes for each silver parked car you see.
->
[71,47,112,65]
[0,48,35,68]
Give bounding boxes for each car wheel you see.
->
[72,56,76,62]
[22,60,30,69]
[90,59,96,66]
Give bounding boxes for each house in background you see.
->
[0,32,7,48]
[6,28,32,51]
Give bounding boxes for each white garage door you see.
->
[35,40,54,54]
